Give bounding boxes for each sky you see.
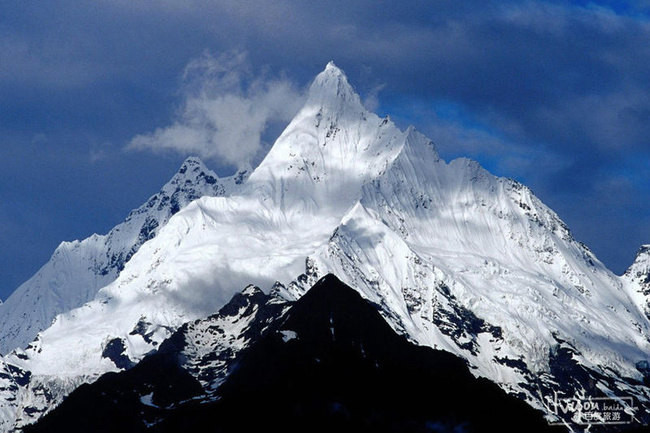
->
[1,0,649,301]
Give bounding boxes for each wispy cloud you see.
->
[128,50,305,169]
[362,83,386,113]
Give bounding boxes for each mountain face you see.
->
[1,62,650,432]
[624,246,650,320]
[24,275,565,433]
[0,157,244,356]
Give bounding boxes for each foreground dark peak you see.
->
[26,275,564,433]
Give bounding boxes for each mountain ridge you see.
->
[0,156,245,355]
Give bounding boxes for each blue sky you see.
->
[1,0,649,300]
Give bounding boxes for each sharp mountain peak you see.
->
[306,61,364,113]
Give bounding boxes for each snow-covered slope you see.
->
[2,62,649,431]
[623,245,650,319]
[304,133,650,418]
[4,62,408,380]
[0,156,242,355]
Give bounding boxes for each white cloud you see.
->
[128,50,305,169]
[362,83,385,113]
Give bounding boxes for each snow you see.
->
[140,392,157,408]
[8,64,408,377]
[280,330,298,342]
[0,62,649,431]
[305,129,650,408]
[622,245,650,322]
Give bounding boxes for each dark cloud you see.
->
[1,1,649,300]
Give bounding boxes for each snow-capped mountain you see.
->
[1,62,649,432]
[0,157,245,356]
[305,139,650,420]
[0,157,251,430]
